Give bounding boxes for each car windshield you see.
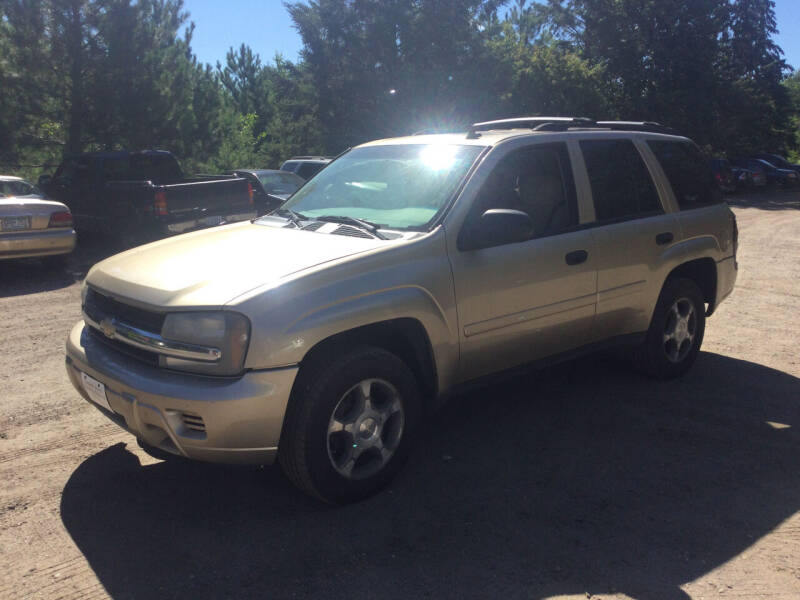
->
[0,179,43,197]
[258,172,304,195]
[275,144,484,230]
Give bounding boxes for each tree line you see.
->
[1,0,798,180]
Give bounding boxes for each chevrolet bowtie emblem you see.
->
[99,318,116,339]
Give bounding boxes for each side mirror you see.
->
[38,174,52,187]
[460,208,534,251]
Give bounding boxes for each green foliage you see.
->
[1,0,797,180]
[784,71,800,162]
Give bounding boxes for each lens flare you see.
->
[419,144,458,171]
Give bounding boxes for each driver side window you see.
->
[472,143,578,239]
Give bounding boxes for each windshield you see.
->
[277,144,484,230]
[258,172,304,195]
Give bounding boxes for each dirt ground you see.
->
[1,189,798,600]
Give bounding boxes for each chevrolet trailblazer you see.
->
[66,117,738,503]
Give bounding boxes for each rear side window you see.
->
[580,139,662,221]
[648,140,722,209]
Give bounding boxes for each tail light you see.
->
[153,190,168,216]
[247,182,254,206]
[48,210,73,228]
[715,173,722,181]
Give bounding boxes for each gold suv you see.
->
[66,118,738,503]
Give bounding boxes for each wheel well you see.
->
[667,258,718,314]
[297,319,439,401]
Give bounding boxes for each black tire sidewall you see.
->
[645,277,706,378]
[299,348,421,504]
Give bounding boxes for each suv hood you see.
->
[86,221,384,308]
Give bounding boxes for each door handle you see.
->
[565,250,588,265]
[656,232,674,245]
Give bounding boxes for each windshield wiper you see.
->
[315,215,388,240]
[275,208,308,227]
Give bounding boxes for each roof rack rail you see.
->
[465,117,674,138]
[466,117,596,138]
[286,156,332,161]
[595,121,673,133]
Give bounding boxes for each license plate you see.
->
[80,372,113,412]
[1,216,31,231]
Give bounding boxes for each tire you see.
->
[279,346,421,504]
[635,277,706,379]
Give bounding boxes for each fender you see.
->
[246,284,459,394]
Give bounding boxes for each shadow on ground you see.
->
[0,235,119,297]
[61,352,799,599]
[726,188,800,210]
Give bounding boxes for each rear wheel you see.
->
[279,346,421,504]
[635,277,706,379]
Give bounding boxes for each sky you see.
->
[183,0,800,70]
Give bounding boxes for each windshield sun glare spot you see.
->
[419,145,458,171]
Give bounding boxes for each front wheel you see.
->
[635,277,706,379]
[279,346,421,504]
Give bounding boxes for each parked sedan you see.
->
[739,158,798,187]
[232,169,305,215]
[751,153,800,176]
[0,176,76,264]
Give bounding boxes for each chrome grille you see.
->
[87,327,160,367]
[84,288,165,333]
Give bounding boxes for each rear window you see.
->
[297,162,326,179]
[580,139,662,221]
[648,141,722,209]
[102,154,182,183]
[0,180,42,197]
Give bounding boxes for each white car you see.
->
[0,175,76,264]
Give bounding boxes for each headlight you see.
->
[160,311,250,376]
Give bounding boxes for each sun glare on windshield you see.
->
[419,145,459,171]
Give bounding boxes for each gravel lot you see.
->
[1,190,798,600]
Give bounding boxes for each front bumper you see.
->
[65,320,297,465]
[0,228,76,259]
